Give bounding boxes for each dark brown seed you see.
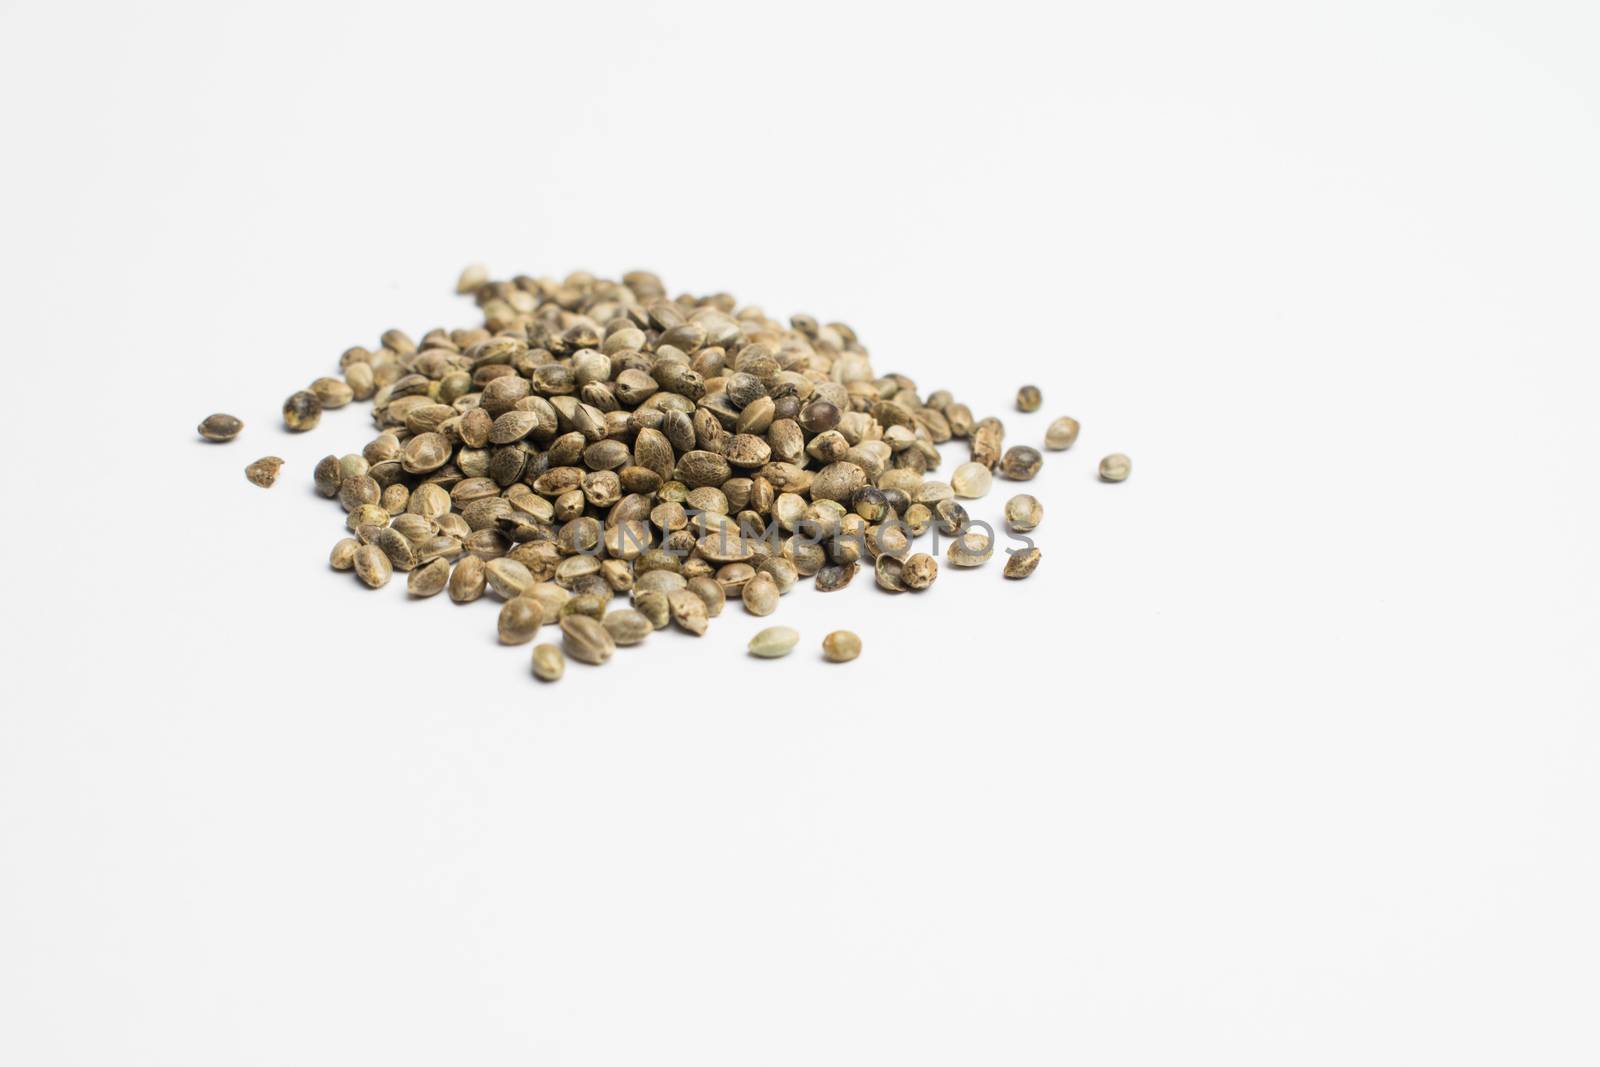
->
[816,562,859,592]
[244,456,283,488]
[283,390,322,432]
[1004,547,1042,579]
[1000,445,1042,480]
[198,413,243,442]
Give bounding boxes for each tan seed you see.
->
[1016,385,1042,412]
[822,630,861,663]
[950,461,992,499]
[561,615,615,664]
[245,456,283,488]
[903,552,938,590]
[407,557,450,597]
[353,544,391,588]
[1044,416,1080,450]
[1004,547,1042,579]
[602,609,653,646]
[498,597,546,644]
[1099,453,1132,482]
[456,263,490,294]
[748,626,800,658]
[531,643,565,681]
[666,588,709,635]
[329,538,359,571]
[741,573,780,616]
[448,556,486,603]
[1004,494,1043,532]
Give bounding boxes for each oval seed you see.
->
[1099,453,1132,482]
[1044,416,1080,450]
[1016,385,1042,413]
[484,558,534,599]
[561,615,615,664]
[602,609,653,647]
[741,573,780,616]
[1004,494,1043,532]
[686,575,726,617]
[244,456,283,488]
[282,390,322,432]
[1000,445,1042,480]
[498,597,546,644]
[1004,547,1042,579]
[822,630,862,663]
[448,556,486,603]
[634,590,671,629]
[329,538,359,571]
[353,544,391,588]
[457,263,489,294]
[748,626,800,658]
[407,557,450,597]
[667,588,709,635]
[198,413,243,442]
[950,461,993,499]
[531,643,565,682]
[947,528,993,567]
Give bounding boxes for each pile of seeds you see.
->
[204,267,1133,679]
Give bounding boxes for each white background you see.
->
[2,1,1597,1063]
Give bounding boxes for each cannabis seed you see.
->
[748,626,800,658]
[903,553,938,590]
[329,538,359,570]
[741,572,780,616]
[1000,446,1042,480]
[1004,547,1041,579]
[353,544,392,588]
[448,556,486,603]
[950,461,993,499]
[1099,453,1132,482]
[283,390,322,432]
[822,630,861,663]
[408,557,450,597]
[1004,494,1043,532]
[531,643,565,681]
[245,456,283,488]
[1044,416,1080,450]
[667,588,709,635]
[498,596,546,644]
[561,615,615,665]
[198,413,243,442]
[602,609,653,646]
[947,528,993,567]
[1016,385,1042,412]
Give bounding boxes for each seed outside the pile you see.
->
[1004,547,1041,579]
[1004,494,1043,532]
[1016,385,1042,413]
[822,630,861,663]
[748,626,800,658]
[1044,416,1079,450]
[531,643,565,681]
[283,390,322,432]
[245,456,283,488]
[198,413,243,442]
[1099,453,1132,482]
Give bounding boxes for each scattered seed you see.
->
[1000,446,1042,480]
[283,390,322,432]
[947,528,994,567]
[1016,385,1042,412]
[950,461,993,499]
[198,413,243,442]
[1099,453,1132,482]
[822,630,861,663]
[1004,547,1041,579]
[1044,416,1080,450]
[748,626,800,658]
[245,456,283,488]
[531,643,565,681]
[1004,494,1043,532]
